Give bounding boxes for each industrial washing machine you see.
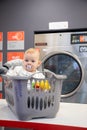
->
[34,28,87,104]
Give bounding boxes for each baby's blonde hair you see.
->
[24,48,41,60]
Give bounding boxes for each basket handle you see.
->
[46,69,67,79]
[29,69,67,80]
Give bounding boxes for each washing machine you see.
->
[34,28,87,104]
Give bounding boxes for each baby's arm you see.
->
[0,59,23,75]
[4,59,23,69]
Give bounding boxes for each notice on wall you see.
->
[7,31,24,50]
[0,93,2,99]
[0,52,2,67]
[0,32,3,50]
[7,52,24,61]
[0,52,2,91]
[49,21,68,30]
[0,77,2,91]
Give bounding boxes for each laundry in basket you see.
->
[2,69,66,120]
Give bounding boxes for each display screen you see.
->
[71,33,87,44]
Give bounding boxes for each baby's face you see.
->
[23,52,41,72]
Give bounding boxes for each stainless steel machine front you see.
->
[34,28,87,104]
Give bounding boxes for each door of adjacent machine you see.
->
[41,51,84,99]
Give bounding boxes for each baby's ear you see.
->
[35,48,40,52]
[38,60,42,66]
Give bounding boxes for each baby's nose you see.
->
[28,61,32,64]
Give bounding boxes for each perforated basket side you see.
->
[2,71,66,120]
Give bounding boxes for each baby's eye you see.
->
[25,59,29,62]
[32,60,35,63]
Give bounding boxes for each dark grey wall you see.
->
[0,0,87,49]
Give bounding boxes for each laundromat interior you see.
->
[0,0,87,130]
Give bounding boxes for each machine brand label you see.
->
[35,42,47,46]
[79,46,87,52]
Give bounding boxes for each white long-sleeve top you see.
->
[6,66,45,78]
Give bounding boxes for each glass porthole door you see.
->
[42,51,84,97]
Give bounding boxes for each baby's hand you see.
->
[0,67,8,75]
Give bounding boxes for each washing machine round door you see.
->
[42,51,84,97]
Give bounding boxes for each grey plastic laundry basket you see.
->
[2,69,66,120]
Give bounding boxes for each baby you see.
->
[7,48,45,79]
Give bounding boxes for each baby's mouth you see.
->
[26,65,32,70]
